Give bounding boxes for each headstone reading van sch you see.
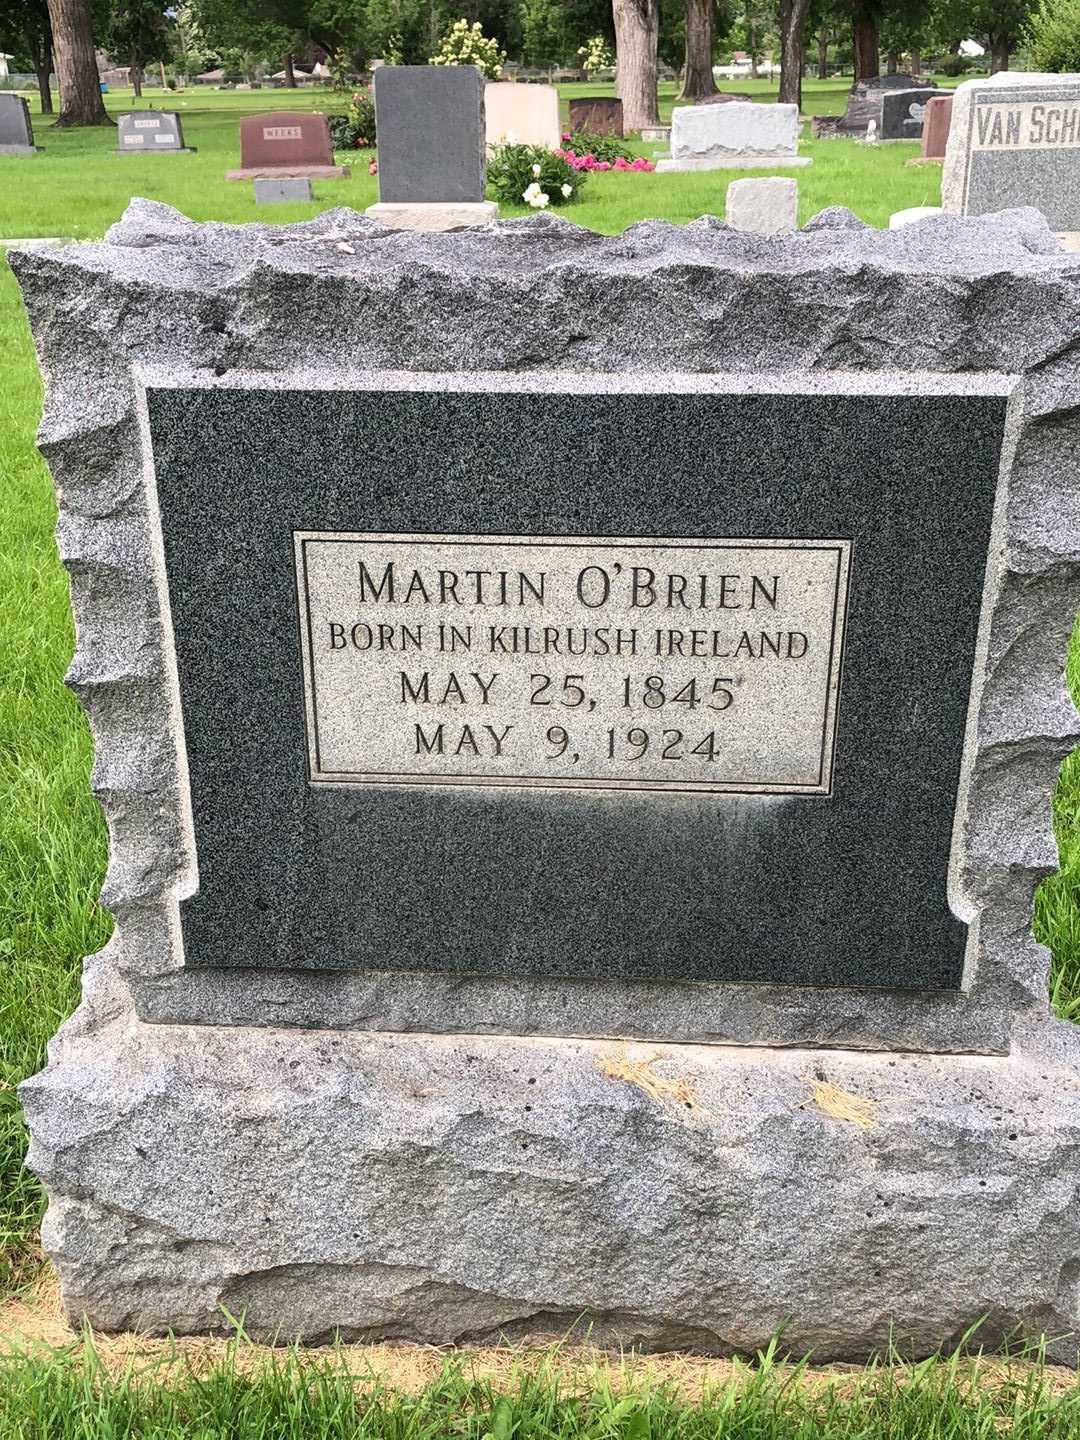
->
[485,81,561,149]
[656,102,810,171]
[368,65,496,230]
[117,110,194,153]
[0,93,37,154]
[568,96,623,137]
[11,200,1080,1360]
[920,94,953,160]
[943,72,1080,237]
[227,111,347,180]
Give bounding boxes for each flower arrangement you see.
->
[431,19,505,79]
[328,90,376,150]
[487,143,586,208]
[562,129,636,164]
[556,146,654,174]
[576,35,614,75]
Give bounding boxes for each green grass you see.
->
[0,78,1079,1299]
[1,1340,1080,1439]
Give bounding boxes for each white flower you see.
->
[532,162,541,177]
[505,128,517,144]
[522,182,541,202]
[561,183,573,198]
[528,190,549,208]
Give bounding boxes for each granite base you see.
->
[366,201,499,231]
[22,951,1080,1361]
[655,154,812,171]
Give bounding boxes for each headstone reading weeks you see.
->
[485,82,561,149]
[11,203,1080,1364]
[227,112,347,180]
[117,111,194,153]
[0,93,37,154]
[943,73,1080,235]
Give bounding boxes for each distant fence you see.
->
[0,75,52,91]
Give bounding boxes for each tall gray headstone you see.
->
[117,110,194,153]
[0,93,36,154]
[373,65,487,203]
[10,200,1080,1362]
[943,72,1080,236]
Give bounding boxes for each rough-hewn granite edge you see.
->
[11,199,1080,1054]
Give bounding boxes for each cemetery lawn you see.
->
[0,70,1079,1297]
[0,79,952,239]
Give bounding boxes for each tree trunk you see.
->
[852,12,879,83]
[817,27,828,79]
[284,51,297,87]
[131,60,143,97]
[778,0,810,108]
[886,49,897,74]
[910,47,920,77]
[26,27,55,115]
[612,0,659,130]
[748,8,758,77]
[989,37,1010,73]
[46,0,110,125]
[681,0,717,99]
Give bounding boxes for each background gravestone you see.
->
[657,102,810,171]
[227,112,346,180]
[814,76,942,139]
[11,201,1080,1360]
[485,81,561,148]
[943,72,1080,235]
[568,97,624,136]
[117,111,194,153]
[0,93,37,154]
[374,65,487,203]
[879,87,938,140]
[920,95,953,160]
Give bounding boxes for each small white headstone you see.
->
[656,102,811,171]
[865,119,879,146]
[485,83,561,150]
[725,176,799,234]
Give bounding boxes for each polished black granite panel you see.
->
[147,384,1007,990]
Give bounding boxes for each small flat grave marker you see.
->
[568,97,624,137]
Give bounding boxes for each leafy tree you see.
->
[1027,0,1080,70]
[107,0,172,96]
[519,0,563,67]
[0,0,54,112]
[933,0,1037,71]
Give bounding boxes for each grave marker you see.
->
[0,93,37,154]
[943,73,1080,236]
[227,111,347,180]
[656,102,810,171]
[920,95,953,160]
[485,82,561,149]
[11,200,1080,1361]
[117,110,194,153]
[568,97,624,137]
[368,65,496,230]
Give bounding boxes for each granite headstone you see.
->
[227,112,347,180]
[117,110,193,153]
[0,93,36,154]
[11,201,1080,1362]
[374,65,487,203]
[943,72,1080,235]
[656,102,810,171]
[920,94,953,160]
[568,97,624,136]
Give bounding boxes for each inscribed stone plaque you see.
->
[0,93,35,153]
[228,112,346,179]
[117,111,189,152]
[295,533,850,795]
[947,78,1080,231]
[144,379,1007,993]
[374,65,486,203]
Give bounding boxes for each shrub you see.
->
[431,19,505,79]
[487,143,586,207]
[1028,0,1080,71]
[938,54,972,76]
[328,90,376,150]
[563,128,634,164]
